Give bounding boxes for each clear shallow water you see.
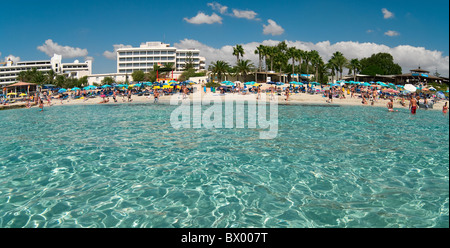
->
[0,103,448,228]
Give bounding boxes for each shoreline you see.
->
[11,92,446,112]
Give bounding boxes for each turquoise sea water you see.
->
[0,103,448,228]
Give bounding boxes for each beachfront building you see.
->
[0,54,92,86]
[116,42,206,75]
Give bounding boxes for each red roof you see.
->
[5,82,37,87]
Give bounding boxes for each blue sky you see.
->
[0,0,449,75]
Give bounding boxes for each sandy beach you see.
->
[17,88,445,112]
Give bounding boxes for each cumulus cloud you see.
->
[184,12,222,24]
[207,2,228,14]
[384,30,400,37]
[37,39,88,58]
[103,44,133,60]
[263,19,285,36]
[174,39,449,77]
[232,9,259,20]
[382,8,394,19]
[4,54,21,63]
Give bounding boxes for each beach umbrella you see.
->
[153,86,161,89]
[245,82,254,85]
[225,82,235,86]
[58,88,67,93]
[404,84,417,92]
[19,93,27,97]
[437,91,446,99]
[396,85,404,88]
[362,82,371,86]
[6,93,17,96]
[253,83,261,87]
[102,85,112,88]
[84,85,97,90]
[429,87,436,91]
[71,87,81,91]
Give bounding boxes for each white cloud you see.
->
[4,54,21,63]
[37,39,88,58]
[382,8,394,19]
[174,39,449,77]
[263,19,285,36]
[366,29,374,33]
[103,44,133,60]
[207,2,228,14]
[184,12,222,24]
[384,30,400,37]
[232,9,259,20]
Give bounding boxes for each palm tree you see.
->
[347,58,361,82]
[235,59,254,82]
[309,50,322,81]
[210,60,230,82]
[254,45,265,72]
[232,44,245,65]
[287,47,298,74]
[46,69,56,85]
[331,51,348,80]
[296,49,304,75]
[303,51,312,75]
[326,59,337,83]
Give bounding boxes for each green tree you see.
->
[347,58,362,82]
[254,45,265,72]
[132,70,145,82]
[209,60,230,82]
[235,59,255,82]
[102,77,115,85]
[233,44,245,65]
[360,53,402,76]
[331,51,348,80]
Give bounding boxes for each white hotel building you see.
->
[0,54,92,86]
[116,42,206,74]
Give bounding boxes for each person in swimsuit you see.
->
[39,99,44,112]
[409,96,418,115]
[387,99,397,112]
[443,102,448,115]
[154,90,159,103]
[285,87,290,101]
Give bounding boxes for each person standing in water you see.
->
[443,102,448,115]
[409,95,418,115]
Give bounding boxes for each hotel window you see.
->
[140,51,146,55]
[148,63,153,67]
[179,53,186,57]
[119,52,126,56]
[140,57,146,61]
[133,52,140,55]
[154,57,160,61]
[126,52,132,55]
[161,57,168,61]
[140,63,146,67]
[153,51,160,55]
[161,51,167,55]
[147,57,153,61]
[133,57,139,61]
[147,51,153,55]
